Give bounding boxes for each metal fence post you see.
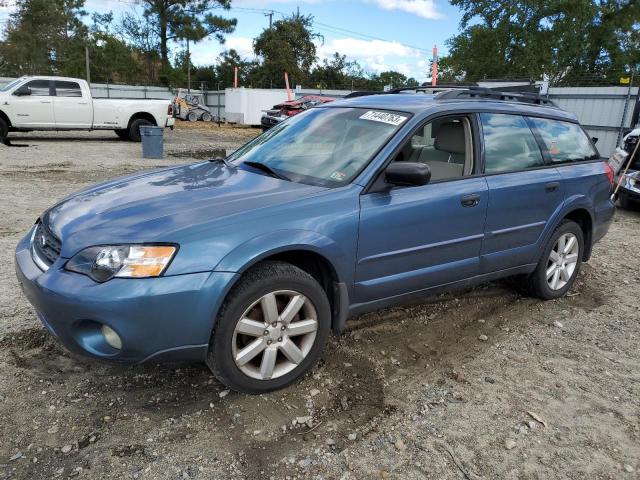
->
[617,71,635,147]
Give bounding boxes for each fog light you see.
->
[101,325,122,350]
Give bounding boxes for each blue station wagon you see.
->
[15,87,616,393]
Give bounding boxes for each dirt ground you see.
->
[0,123,638,480]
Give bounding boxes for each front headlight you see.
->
[65,245,177,282]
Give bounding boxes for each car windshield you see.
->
[228,107,409,187]
[0,78,23,92]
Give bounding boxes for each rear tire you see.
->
[0,117,8,141]
[128,118,153,142]
[528,220,584,300]
[206,261,331,394]
[201,112,212,122]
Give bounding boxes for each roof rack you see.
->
[434,87,556,107]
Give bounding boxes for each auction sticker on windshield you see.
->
[360,111,407,126]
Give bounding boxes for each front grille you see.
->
[32,221,62,268]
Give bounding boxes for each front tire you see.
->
[207,261,331,394]
[528,220,584,300]
[114,129,128,139]
[0,117,8,141]
[128,118,153,142]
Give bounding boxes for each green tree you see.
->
[136,0,236,82]
[252,13,321,88]
[441,0,639,84]
[0,0,88,76]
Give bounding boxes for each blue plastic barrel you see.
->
[140,125,164,159]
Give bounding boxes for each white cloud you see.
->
[317,37,421,61]
[225,37,256,58]
[367,0,444,20]
[315,37,428,80]
[190,36,256,65]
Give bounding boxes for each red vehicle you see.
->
[261,95,336,131]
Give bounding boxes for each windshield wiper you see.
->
[243,161,290,181]
[208,156,234,168]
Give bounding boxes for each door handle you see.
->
[78,102,88,105]
[40,100,52,104]
[545,181,560,192]
[461,193,481,207]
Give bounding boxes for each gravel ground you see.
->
[0,124,639,479]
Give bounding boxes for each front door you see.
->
[355,115,489,305]
[8,80,55,128]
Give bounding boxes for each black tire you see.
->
[527,220,584,300]
[0,117,8,141]
[187,111,199,122]
[618,195,636,210]
[114,129,128,139]
[207,261,331,394]
[201,112,212,122]
[128,118,153,142]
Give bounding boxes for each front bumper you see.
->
[14,230,237,364]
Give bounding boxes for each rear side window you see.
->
[480,113,544,174]
[23,80,51,96]
[527,117,598,163]
[55,81,82,98]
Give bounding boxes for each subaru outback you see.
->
[15,87,615,394]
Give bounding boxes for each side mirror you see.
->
[592,137,599,144]
[385,162,431,187]
[13,85,31,96]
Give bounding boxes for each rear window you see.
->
[55,81,83,98]
[527,117,598,163]
[480,113,544,173]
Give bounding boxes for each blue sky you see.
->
[0,0,463,82]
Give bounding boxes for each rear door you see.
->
[480,113,564,272]
[8,79,55,127]
[53,80,92,128]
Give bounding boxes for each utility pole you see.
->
[186,38,191,93]
[264,10,273,29]
[85,46,91,85]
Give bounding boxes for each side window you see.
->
[480,113,544,174]
[24,80,51,96]
[527,117,598,163]
[393,116,474,182]
[55,81,83,98]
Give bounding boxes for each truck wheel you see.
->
[187,111,199,122]
[206,261,331,394]
[114,129,128,140]
[201,112,212,122]
[0,117,8,141]
[527,220,584,300]
[128,119,153,142]
[618,195,636,210]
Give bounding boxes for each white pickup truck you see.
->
[0,76,175,142]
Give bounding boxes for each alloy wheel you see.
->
[231,290,318,380]
[546,232,580,290]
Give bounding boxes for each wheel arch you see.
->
[563,208,593,260]
[0,109,11,127]
[127,111,158,128]
[215,231,351,333]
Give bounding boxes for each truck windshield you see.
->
[228,107,409,187]
[0,79,23,92]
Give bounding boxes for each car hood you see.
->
[43,162,326,257]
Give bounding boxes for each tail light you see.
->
[168,104,174,116]
[603,162,614,189]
